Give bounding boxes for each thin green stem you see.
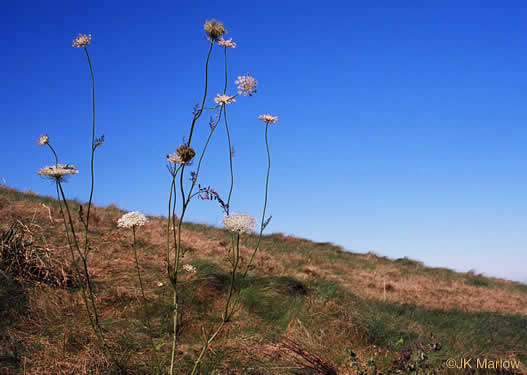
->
[132,226,160,374]
[57,181,123,371]
[223,105,234,214]
[183,110,224,210]
[190,322,226,375]
[221,46,234,213]
[55,183,90,322]
[187,41,214,146]
[170,115,221,374]
[230,123,272,315]
[223,46,228,95]
[57,182,101,331]
[47,144,59,166]
[243,122,271,278]
[223,233,240,322]
[83,46,97,258]
[167,177,174,272]
[169,41,214,374]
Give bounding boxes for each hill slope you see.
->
[1,186,526,374]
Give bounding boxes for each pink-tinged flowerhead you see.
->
[222,212,256,233]
[235,73,257,96]
[258,113,279,125]
[167,153,183,165]
[38,164,78,181]
[72,33,92,48]
[183,264,197,273]
[204,19,227,41]
[117,211,148,229]
[37,134,49,146]
[217,37,236,48]
[214,94,236,105]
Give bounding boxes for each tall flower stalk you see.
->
[37,34,120,370]
[163,20,276,374]
[244,114,278,275]
[72,32,107,345]
[118,212,160,373]
[229,114,277,318]
[191,213,255,375]
[223,46,235,213]
[167,26,219,372]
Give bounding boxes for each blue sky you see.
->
[2,1,527,283]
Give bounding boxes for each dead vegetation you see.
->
[0,219,79,288]
[1,186,526,374]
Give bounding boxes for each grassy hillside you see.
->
[1,186,526,374]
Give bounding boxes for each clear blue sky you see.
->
[2,1,526,283]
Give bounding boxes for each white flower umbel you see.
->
[214,94,236,105]
[223,213,256,233]
[117,211,148,229]
[38,164,78,181]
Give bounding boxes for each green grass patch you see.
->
[239,275,307,331]
[465,274,491,288]
[309,277,527,369]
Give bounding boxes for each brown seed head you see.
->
[177,145,196,163]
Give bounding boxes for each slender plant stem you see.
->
[167,177,174,272]
[223,233,240,321]
[56,181,122,370]
[223,47,228,95]
[190,322,226,375]
[132,226,160,374]
[169,41,215,374]
[229,123,272,316]
[170,114,221,374]
[169,174,182,375]
[243,122,271,278]
[222,46,234,213]
[47,144,59,166]
[77,45,125,372]
[55,183,90,320]
[223,105,234,214]
[83,46,97,258]
[55,183,86,302]
[187,41,214,146]
[170,113,220,375]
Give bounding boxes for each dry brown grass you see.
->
[1,187,526,374]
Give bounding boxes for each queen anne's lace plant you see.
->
[258,113,279,124]
[37,134,49,146]
[38,164,78,181]
[117,211,148,229]
[217,38,236,48]
[222,213,257,233]
[214,94,236,105]
[72,33,92,48]
[235,73,257,96]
